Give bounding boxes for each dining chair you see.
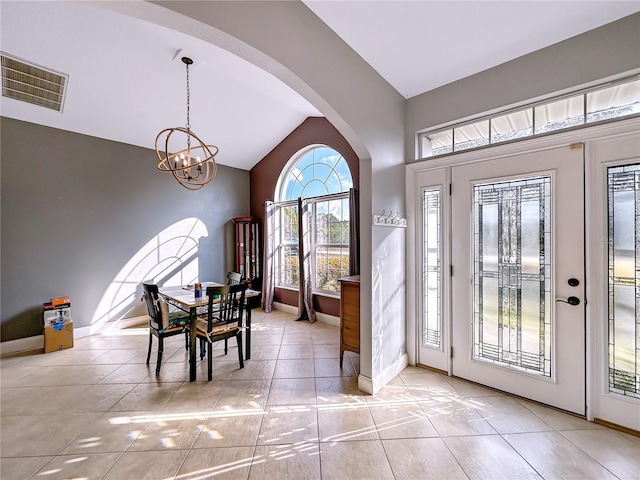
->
[196,283,247,381]
[142,282,190,376]
[222,272,243,352]
[227,271,243,285]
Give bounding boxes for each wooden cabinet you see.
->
[339,275,360,368]
[232,217,262,291]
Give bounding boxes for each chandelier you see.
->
[155,57,218,190]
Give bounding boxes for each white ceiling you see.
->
[304,1,640,99]
[1,1,638,170]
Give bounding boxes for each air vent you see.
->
[1,52,68,112]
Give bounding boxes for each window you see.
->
[607,164,640,399]
[418,76,640,159]
[274,145,353,293]
[422,188,441,348]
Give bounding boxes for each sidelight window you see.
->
[422,188,442,348]
[607,164,640,398]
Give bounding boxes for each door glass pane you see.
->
[473,176,552,376]
[422,188,441,348]
[607,164,640,399]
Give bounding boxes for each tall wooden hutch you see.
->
[232,217,262,291]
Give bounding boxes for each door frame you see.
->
[586,128,640,429]
[406,117,640,419]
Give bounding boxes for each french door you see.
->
[450,145,586,414]
[412,120,640,425]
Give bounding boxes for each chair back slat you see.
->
[206,283,247,330]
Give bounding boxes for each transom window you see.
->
[274,145,353,293]
[419,76,640,159]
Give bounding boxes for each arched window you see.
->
[276,145,353,201]
[275,145,353,293]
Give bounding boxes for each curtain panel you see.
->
[295,197,317,323]
[261,201,276,313]
[349,188,360,276]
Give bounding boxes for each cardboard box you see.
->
[44,321,74,353]
[43,298,71,327]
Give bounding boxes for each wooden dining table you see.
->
[159,282,260,381]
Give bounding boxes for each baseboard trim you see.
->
[383,352,410,385]
[358,374,374,395]
[1,315,149,357]
[0,335,43,356]
[358,353,409,395]
[594,418,640,438]
[272,302,339,327]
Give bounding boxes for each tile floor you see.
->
[1,309,638,480]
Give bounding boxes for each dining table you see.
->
[158,282,260,381]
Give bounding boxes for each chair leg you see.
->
[200,338,206,360]
[184,331,189,351]
[236,334,244,369]
[207,340,213,381]
[146,332,153,365]
[224,338,228,355]
[156,337,164,376]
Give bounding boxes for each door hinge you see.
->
[449,184,452,195]
[570,142,583,150]
[450,347,454,358]
[450,265,453,276]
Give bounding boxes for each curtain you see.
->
[349,187,360,276]
[295,197,317,323]
[261,201,276,313]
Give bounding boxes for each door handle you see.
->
[556,296,580,306]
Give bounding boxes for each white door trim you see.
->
[406,117,640,419]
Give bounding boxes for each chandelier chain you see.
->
[185,62,191,149]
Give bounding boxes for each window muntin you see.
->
[275,145,353,294]
[418,76,640,159]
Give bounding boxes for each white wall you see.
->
[406,12,640,160]
[103,0,408,391]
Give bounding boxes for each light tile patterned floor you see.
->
[1,309,638,480]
